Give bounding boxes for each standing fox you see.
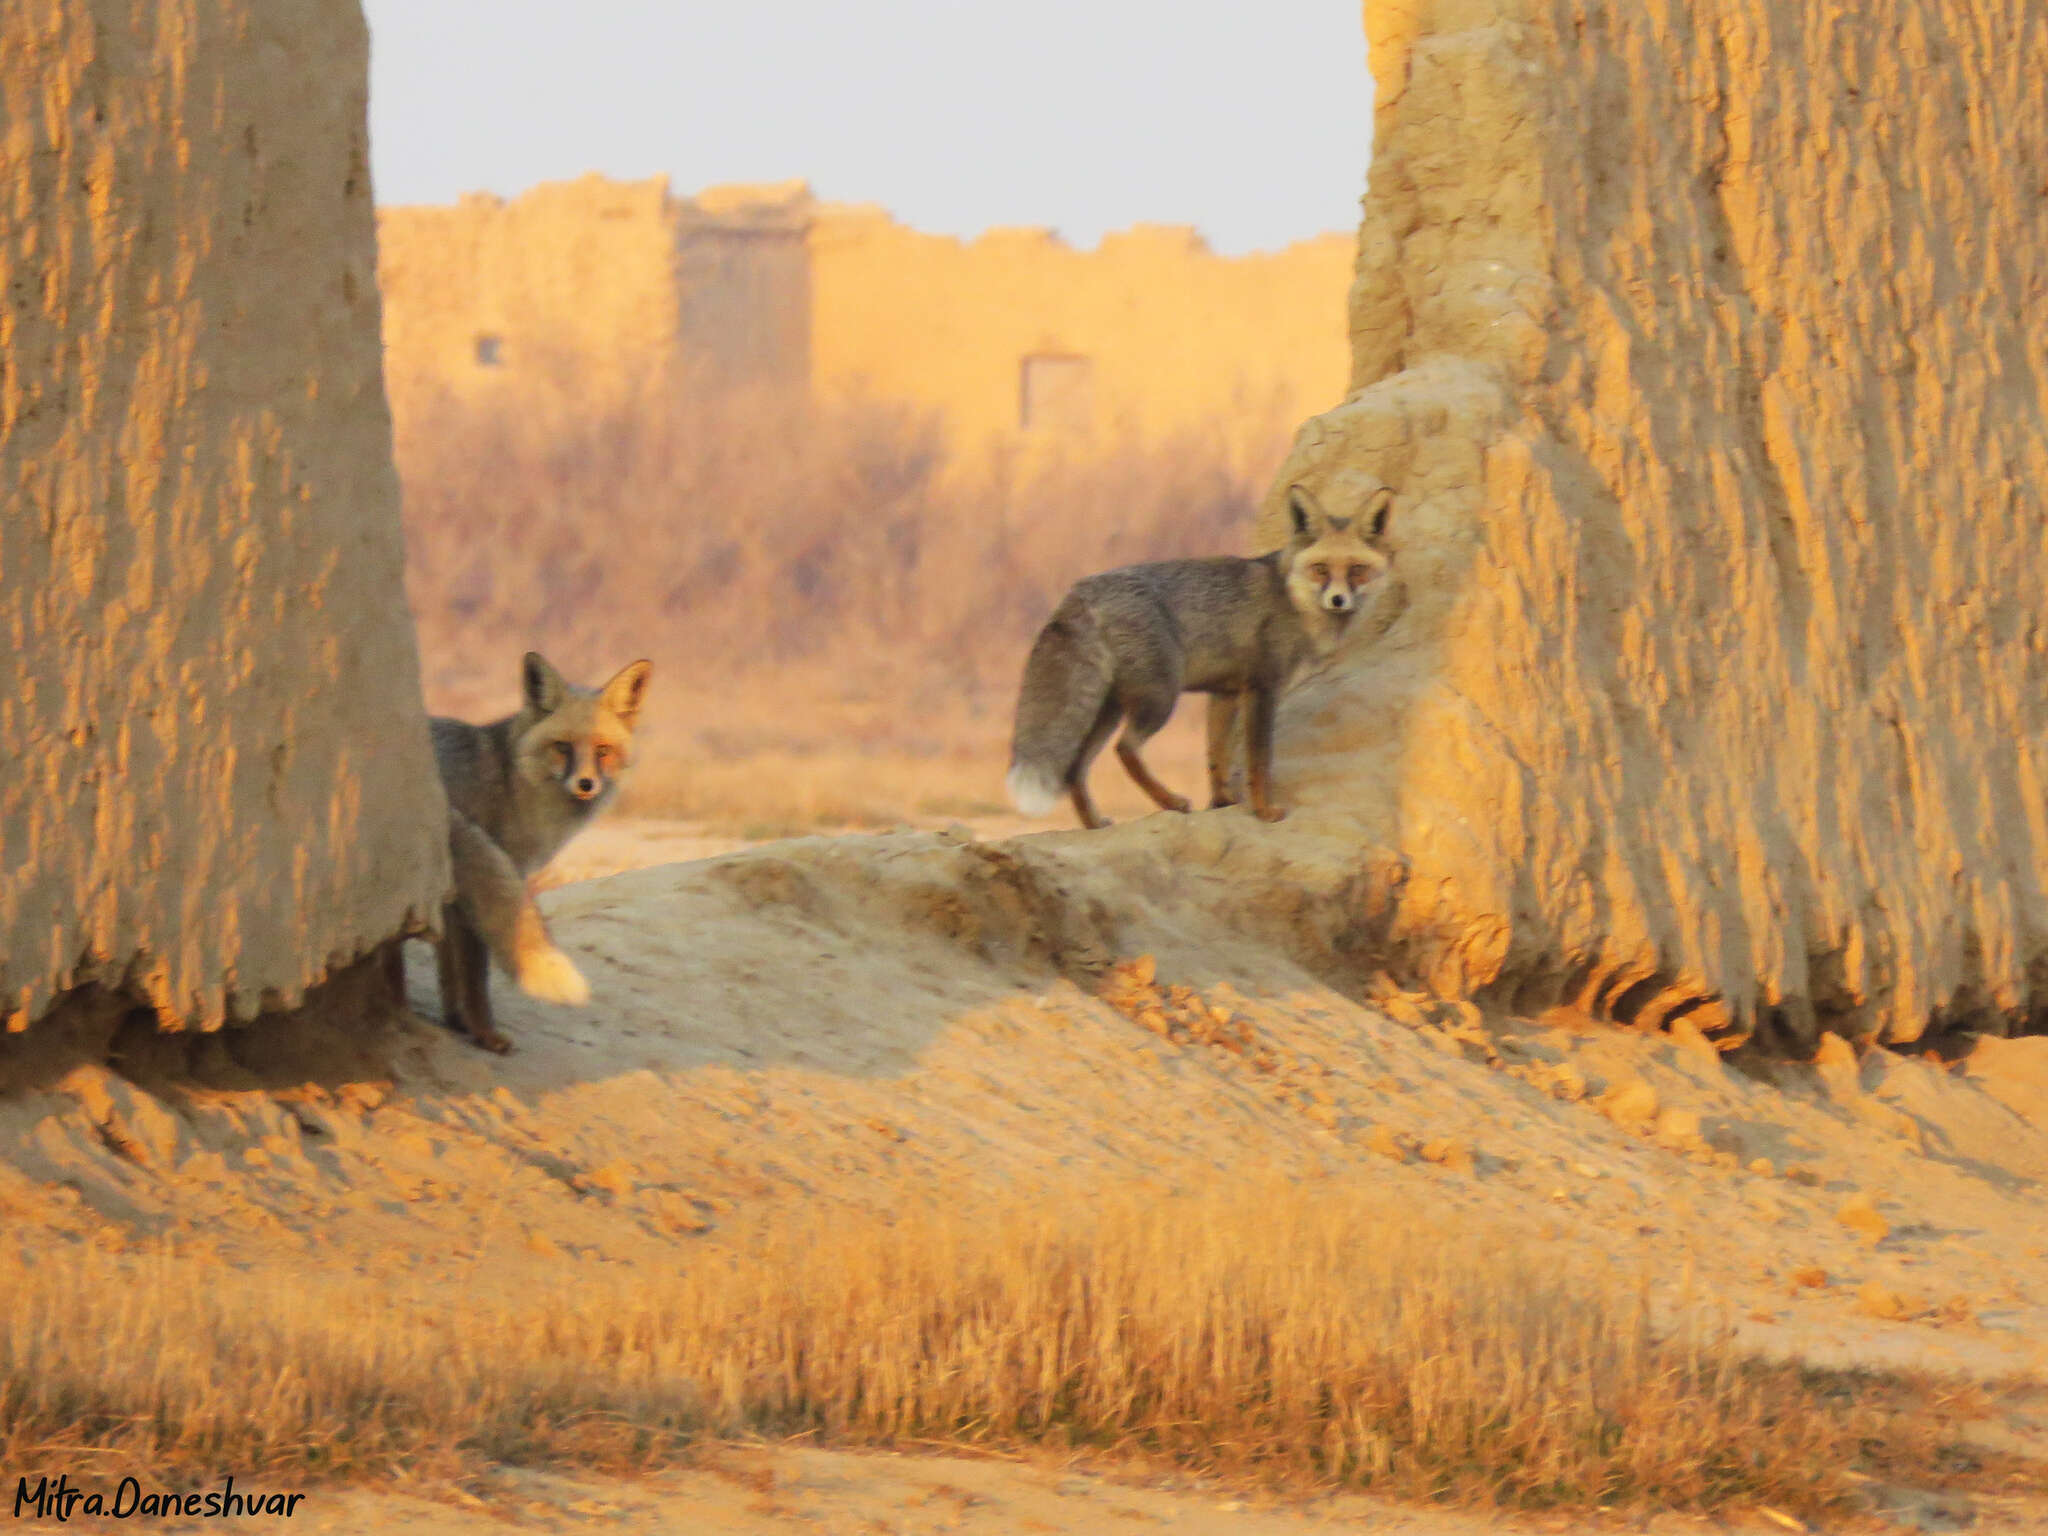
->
[1006,484,1391,828]
[405,651,651,1053]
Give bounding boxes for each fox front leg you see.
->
[436,905,511,1054]
[1205,692,1241,808]
[1244,686,1286,823]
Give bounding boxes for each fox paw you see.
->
[469,1025,514,1055]
[518,947,591,1006]
[1254,805,1288,823]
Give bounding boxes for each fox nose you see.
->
[572,775,599,798]
[1326,591,1353,611]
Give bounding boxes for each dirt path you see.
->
[289,1448,1517,1536]
[62,1436,2047,1535]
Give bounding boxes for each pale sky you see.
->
[361,2,1371,256]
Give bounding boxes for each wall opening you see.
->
[474,333,504,367]
[1019,353,1094,432]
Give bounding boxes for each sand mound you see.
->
[2,816,2043,1391]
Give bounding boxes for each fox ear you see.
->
[601,659,653,728]
[1365,487,1393,540]
[1286,484,1322,539]
[521,651,567,714]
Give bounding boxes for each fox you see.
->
[1005,483,1392,829]
[398,651,651,1053]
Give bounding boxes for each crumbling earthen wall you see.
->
[1265,0,2048,1044]
[377,176,690,430]
[807,208,1353,456]
[375,178,1353,463]
[1,0,449,1031]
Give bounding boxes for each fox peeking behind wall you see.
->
[1006,484,1392,828]
[401,652,651,1052]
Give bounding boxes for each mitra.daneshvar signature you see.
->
[13,1474,307,1521]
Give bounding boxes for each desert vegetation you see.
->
[1,1182,2015,1518]
[394,387,1290,830]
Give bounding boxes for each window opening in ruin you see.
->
[1019,354,1093,432]
[474,334,504,367]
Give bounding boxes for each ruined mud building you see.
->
[376,176,1354,459]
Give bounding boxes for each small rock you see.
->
[1855,1282,1925,1320]
[1668,1016,1722,1063]
[51,1065,116,1125]
[1419,1137,1475,1174]
[579,1159,636,1199]
[1364,1124,1408,1162]
[1544,1061,1588,1101]
[1789,1266,1830,1290]
[1598,1076,1659,1126]
[1813,1031,1863,1102]
[1835,1192,1890,1245]
[1377,993,1430,1029]
[1654,1106,1702,1147]
[647,1190,712,1234]
[337,1080,388,1112]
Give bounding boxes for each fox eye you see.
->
[1309,563,1330,582]
[1348,565,1372,586]
[550,742,573,769]
[594,744,616,769]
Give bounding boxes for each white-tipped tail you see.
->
[516,945,590,1006]
[1007,761,1064,818]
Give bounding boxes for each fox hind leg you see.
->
[444,906,510,1053]
[433,903,508,1052]
[1066,696,1122,830]
[1113,684,1191,815]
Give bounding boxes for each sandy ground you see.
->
[36,1442,1822,1535]
[225,1447,1597,1536]
[6,809,2048,1532]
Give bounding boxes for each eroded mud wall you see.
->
[1267,1,2048,1044]
[378,176,690,429]
[1,0,448,1030]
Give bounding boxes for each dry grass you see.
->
[0,1182,1993,1515]
[604,659,1213,835]
[398,385,1280,692]
[395,386,1287,827]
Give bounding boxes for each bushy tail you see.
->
[448,811,590,1005]
[1007,610,1114,816]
